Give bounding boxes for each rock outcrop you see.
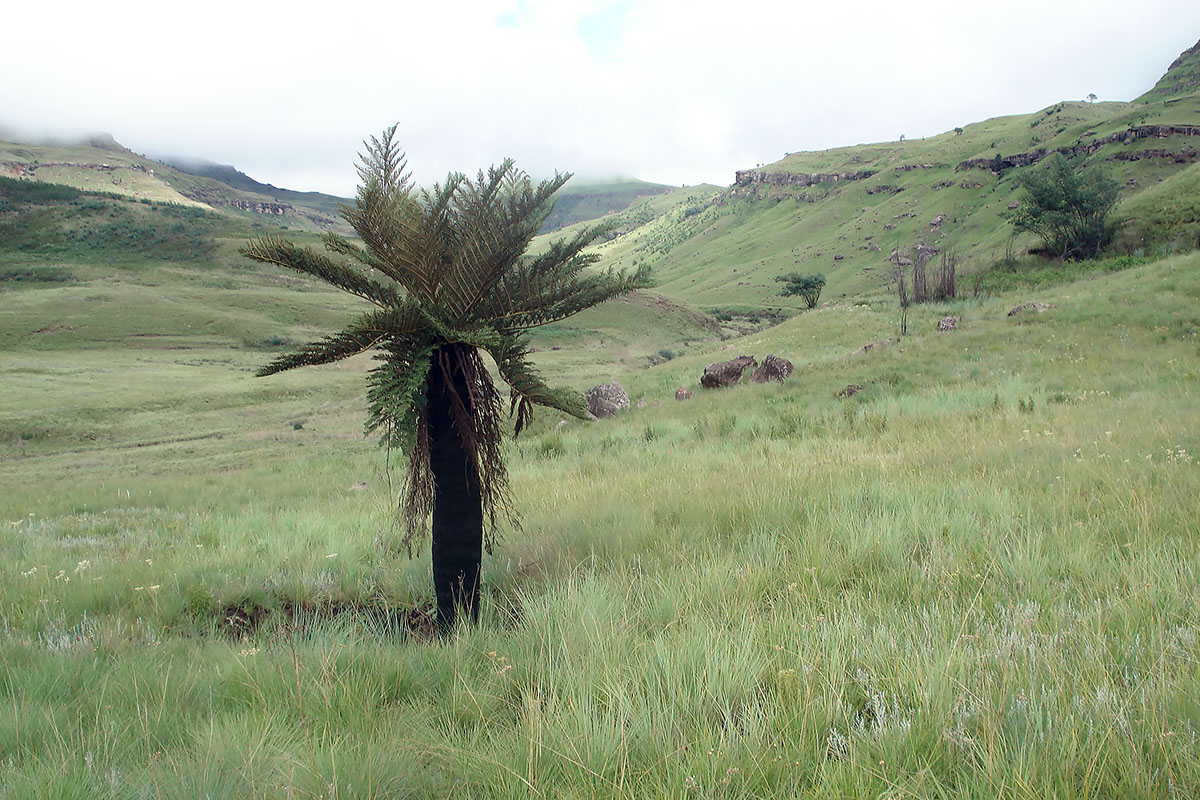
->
[700,355,757,389]
[228,199,289,214]
[585,381,630,418]
[734,169,876,187]
[10,160,151,175]
[955,125,1200,174]
[750,354,794,383]
[937,316,959,332]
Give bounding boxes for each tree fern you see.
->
[242,126,651,628]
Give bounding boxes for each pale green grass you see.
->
[25,165,206,207]
[0,252,1197,797]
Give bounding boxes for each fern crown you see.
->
[241,125,651,442]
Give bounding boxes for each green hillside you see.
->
[551,40,1200,314]
[1138,38,1200,101]
[160,157,350,219]
[0,173,720,380]
[540,178,674,232]
[0,135,347,232]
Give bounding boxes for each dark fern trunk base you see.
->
[427,344,484,633]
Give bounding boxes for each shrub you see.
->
[1009,154,1118,260]
[775,272,826,308]
[0,266,74,283]
[0,176,81,203]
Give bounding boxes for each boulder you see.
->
[675,387,693,401]
[750,354,794,383]
[590,397,621,419]
[937,316,959,332]
[700,355,757,388]
[585,381,630,418]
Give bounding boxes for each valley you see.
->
[0,36,1198,800]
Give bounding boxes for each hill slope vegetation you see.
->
[540,38,1200,313]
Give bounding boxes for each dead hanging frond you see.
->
[400,402,432,557]
[399,343,517,555]
[511,395,535,438]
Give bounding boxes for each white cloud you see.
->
[2,0,1198,195]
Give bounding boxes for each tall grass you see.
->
[0,254,1198,797]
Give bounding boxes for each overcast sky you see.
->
[3,1,1199,196]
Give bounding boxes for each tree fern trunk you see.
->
[427,344,483,633]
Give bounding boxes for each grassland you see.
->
[2,226,1198,795]
[2,42,1199,797]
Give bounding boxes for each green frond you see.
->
[355,124,411,192]
[510,170,572,232]
[437,167,575,323]
[319,231,382,269]
[365,338,436,449]
[341,181,433,298]
[437,163,514,317]
[241,236,404,308]
[416,176,467,303]
[425,319,505,354]
[487,335,588,420]
[321,232,361,258]
[494,260,653,331]
[255,307,424,376]
[474,218,614,322]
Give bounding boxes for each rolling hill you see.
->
[539,37,1200,313]
[538,177,674,232]
[0,134,349,231]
